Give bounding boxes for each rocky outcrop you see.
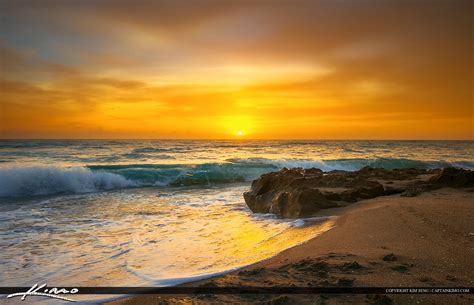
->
[243,167,473,218]
[428,167,474,187]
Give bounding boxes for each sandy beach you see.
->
[106,187,474,304]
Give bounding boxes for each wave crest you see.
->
[0,166,134,197]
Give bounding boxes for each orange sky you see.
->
[0,0,472,139]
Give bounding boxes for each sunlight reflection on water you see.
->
[0,184,334,289]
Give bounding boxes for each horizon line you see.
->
[0,138,473,141]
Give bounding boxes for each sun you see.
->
[236,130,244,137]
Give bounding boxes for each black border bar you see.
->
[0,287,471,295]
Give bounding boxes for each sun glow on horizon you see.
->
[0,0,472,140]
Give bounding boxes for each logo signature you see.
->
[7,283,78,302]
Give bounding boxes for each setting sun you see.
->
[236,131,244,137]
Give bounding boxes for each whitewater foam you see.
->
[0,166,134,197]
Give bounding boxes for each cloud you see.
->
[0,0,472,139]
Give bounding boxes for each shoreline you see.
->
[97,215,337,304]
[106,187,474,304]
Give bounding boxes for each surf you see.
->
[1,158,472,197]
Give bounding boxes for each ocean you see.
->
[0,140,472,302]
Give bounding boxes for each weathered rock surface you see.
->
[243,167,474,218]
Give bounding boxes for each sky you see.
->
[0,0,472,139]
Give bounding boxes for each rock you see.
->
[391,265,409,272]
[401,186,424,197]
[243,166,473,218]
[269,188,337,218]
[429,167,474,187]
[340,261,363,271]
[336,277,355,286]
[383,185,405,195]
[294,260,330,272]
[341,182,386,200]
[382,253,397,262]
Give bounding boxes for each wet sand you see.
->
[105,188,474,304]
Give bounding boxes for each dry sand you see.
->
[105,188,473,304]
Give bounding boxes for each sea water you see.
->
[0,140,472,301]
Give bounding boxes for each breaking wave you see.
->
[1,158,472,197]
[0,166,134,197]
